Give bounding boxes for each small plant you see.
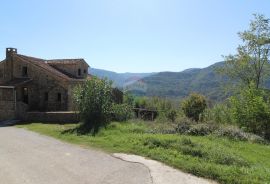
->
[181,93,207,121]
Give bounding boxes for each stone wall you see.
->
[0,88,15,121]
[24,111,80,123]
[12,56,69,111]
[49,62,88,79]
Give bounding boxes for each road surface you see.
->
[0,126,152,184]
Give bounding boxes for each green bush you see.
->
[174,117,194,134]
[73,77,114,134]
[201,103,233,124]
[188,123,218,136]
[174,119,266,143]
[214,125,266,144]
[166,109,177,122]
[229,86,270,140]
[181,93,207,121]
[111,103,134,122]
[123,92,135,106]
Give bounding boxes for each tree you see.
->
[181,93,207,121]
[220,14,270,89]
[74,77,113,134]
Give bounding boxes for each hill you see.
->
[90,63,270,101]
[89,68,155,88]
[126,62,230,101]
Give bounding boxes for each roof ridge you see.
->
[15,54,72,81]
[47,58,85,61]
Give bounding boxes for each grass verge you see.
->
[16,121,270,184]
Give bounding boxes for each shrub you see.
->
[73,77,114,134]
[200,103,233,124]
[123,92,135,106]
[214,125,266,144]
[174,119,267,143]
[188,123,218,136]
[181,93,207,121]
[111,103,134,121]
[229,86,270,140]
[175,117,194,134]
[166,109,177,122]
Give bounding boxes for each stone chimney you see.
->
[6,48,17,59]
[5,48,17,81]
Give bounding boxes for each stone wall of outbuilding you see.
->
[23,111,80,123]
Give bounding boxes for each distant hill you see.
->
[90,63,270,102]
[126,62,230,101]
[89,68,155,88]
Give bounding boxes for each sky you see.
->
[1,0,270,73]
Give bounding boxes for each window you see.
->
[22,66,28,77]
[84,69,87,74]
[78,69,81,76]
[0,69,3,78]
[44,92,48,101]
[22,87,28,104]
[57,93,61,102]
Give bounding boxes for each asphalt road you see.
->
[0,126,152,184]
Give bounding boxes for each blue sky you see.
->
[1,0,270,73]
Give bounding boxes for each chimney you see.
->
[6,48,17,59]
[5,48,17,81]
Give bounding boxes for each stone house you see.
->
[0,48,90,121]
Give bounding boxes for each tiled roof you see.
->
[47,59,89,66]
[15,54,80,81]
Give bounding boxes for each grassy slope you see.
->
[17,122,270,184]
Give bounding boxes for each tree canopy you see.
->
[220,14,270,89]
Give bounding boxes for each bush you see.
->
[166,109,177,122]
[123,92,135,106]
[73,77,114,134]
[188,123,218,136]
[181,93,207,121]
[111,103,134,121]
[175,117,194,134]
[200,103,233,124]
[174,119,267,143]
[229,86,270,140]
[214,125,266,144]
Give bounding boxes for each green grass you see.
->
[17,121,270,184]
